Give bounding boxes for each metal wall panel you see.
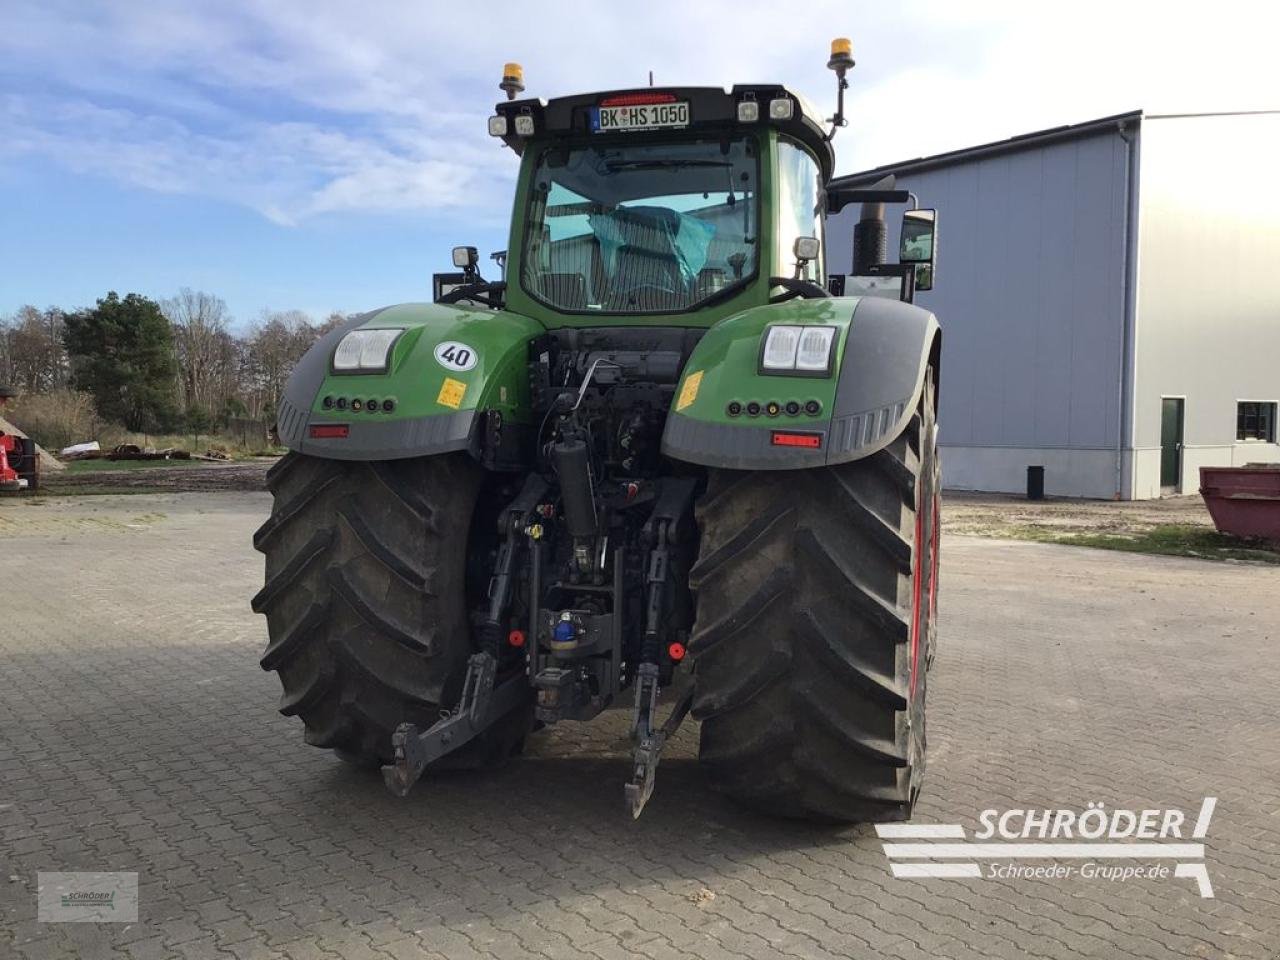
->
[827,127,1132,468]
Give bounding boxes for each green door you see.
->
[1160,398,1184,490]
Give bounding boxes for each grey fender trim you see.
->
[826,296,939,465]
[277,398,475,461]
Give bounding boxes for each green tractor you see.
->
[252,42,941,821]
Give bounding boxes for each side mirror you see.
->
[899,209,936,292]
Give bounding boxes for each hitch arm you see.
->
[625,678,694,819]
[624,477,699,819]
[381,653,530,797]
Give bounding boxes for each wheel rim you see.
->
[928,487,941,626]
[910,423,939,699]
[909,485,925,698]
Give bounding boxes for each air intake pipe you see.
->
[851,174,896,276]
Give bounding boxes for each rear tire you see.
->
[252,452,527,768]
[689,371,939,822]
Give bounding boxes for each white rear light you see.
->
[332,334,364,371]
[768,97,793,120]
[333,328,402,372]
[795,327,836,372]
[761,326,801,370]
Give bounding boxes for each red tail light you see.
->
[771,431,822,449]
[309,424,349,439]
[600,92,677,107]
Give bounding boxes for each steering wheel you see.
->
[611,282,683,308]
[768,276,831,303]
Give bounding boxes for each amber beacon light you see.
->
[500,62,525,100]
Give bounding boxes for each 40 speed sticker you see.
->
[434,341,478,372]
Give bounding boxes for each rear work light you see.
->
[309,424,349,439]
[771,431,822,449]
[599,92,677,107]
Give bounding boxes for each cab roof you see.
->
[492,85,835,182]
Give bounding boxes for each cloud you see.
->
[0,0,521,224]
[1,0,1275,225]
[0,91,510,226]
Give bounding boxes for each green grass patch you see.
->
[999,523,1280,564]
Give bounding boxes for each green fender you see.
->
[276,303,545,460]
[660,296,940,469]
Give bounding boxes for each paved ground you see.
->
[2,492,1279,960]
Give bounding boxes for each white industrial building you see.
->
[827,109,1280,499]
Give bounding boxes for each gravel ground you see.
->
[944,491,1214,536]
[39,460,274,494]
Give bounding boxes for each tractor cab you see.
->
[435,50,936,324]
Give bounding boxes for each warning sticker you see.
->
[676,370,703,411]
[437,377,467,409]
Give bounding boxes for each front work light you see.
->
[760,325,836,376]
[488,115,508,137]
[737,100,760,123]
[332,328,402,373]
[514,114,535,136]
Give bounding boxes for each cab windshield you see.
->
[521,137,758,313]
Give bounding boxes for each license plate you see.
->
[590,101,690,133]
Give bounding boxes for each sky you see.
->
[2,0,1277,328]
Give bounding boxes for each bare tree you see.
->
[319,311,349,335]
[0,305,69,392]
[242,310,322,419]
[161,289,234,416]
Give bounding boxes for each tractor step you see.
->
[381,653,529,797]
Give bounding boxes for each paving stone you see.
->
[1,492,1276,960]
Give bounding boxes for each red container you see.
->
[1199,465,1280,543]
